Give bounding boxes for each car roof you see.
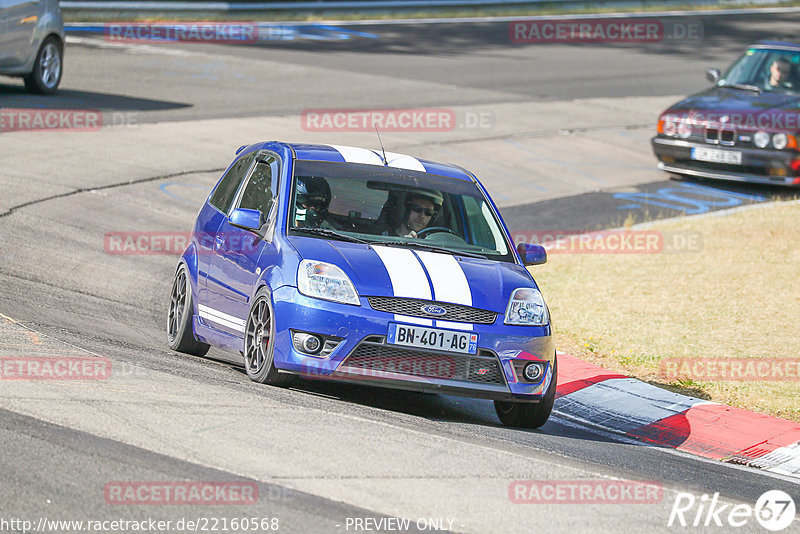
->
[287,143,475,182]
[753,41,800,51]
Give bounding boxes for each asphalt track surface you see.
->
[1,8,800,534]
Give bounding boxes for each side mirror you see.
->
[229,208,263,232]
[706,68,720,84]
[517,243,547,266]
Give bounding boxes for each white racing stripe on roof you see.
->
[329,145,385,166]
[372,245,433,327]
[415,251,472,331]
[383,151,426,172]
[327,144,426,172]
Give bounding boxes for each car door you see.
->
[197,151,257,317]
[1,0,39,67]
[205,153,281,337]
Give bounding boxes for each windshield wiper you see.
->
[377,240,486,259]
[291,227,371,244]
[718,82,762,94]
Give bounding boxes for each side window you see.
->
[209,153,255,213]
[237,157,279,221]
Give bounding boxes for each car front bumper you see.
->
[270,286,555,401]
[651,136,800,186]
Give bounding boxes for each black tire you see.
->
[243,288,295,387]
[167,264,210,356]
[24,36,63,95]
[494,353,557,428]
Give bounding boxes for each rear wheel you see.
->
[494,354,557,428]
[24,37,62,94]
[243,289,295,387]
[166,264,210,356]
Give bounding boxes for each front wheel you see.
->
[494,354,557,428]
[243,289,295,387]
[166,264,210,356]
[24,37,63,94]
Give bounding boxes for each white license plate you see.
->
[691,147,742,165]
[387,323,478,354]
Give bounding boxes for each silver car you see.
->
[0,0,64,94]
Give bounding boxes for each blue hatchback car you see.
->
[167,142,556,428]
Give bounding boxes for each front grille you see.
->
[367,296,496,324]
[704,125,736,146]
[336,341,505,385]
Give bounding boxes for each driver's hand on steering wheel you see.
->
[403,231,418,238]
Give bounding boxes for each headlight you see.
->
[754,130,770,148]
[663,119,677,137]
[773,133,788,149]
[297,260,360,305]
[504,288,549,326]
[677,121,692,139]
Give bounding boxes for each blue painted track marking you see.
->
[613,182,766,215]
[160,182,209,205]
[64,23,379,41]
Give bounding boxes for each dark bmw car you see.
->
[652,41,800,186]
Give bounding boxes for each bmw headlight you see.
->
[773,133,788,149]
[504,288,549,326]
[754,130,770,148]
[297,260,360,306]
[677,121,692,139]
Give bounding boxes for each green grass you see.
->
[533,198,800,422]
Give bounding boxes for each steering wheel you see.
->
[417,227,458,238]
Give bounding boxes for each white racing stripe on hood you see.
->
[372,245,433,326]
[415,251,473,331]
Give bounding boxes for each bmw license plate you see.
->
[691,147,742,165]
[387,323,478,354]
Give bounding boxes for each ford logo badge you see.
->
[421,304,446,316]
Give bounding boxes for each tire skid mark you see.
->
[0,167,224,219]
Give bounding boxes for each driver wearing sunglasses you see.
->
[394,189,443,238]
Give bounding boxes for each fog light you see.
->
[523,362,544,381]
[769,167,787,177]
[292,332,322,355]
[303,335,321,353]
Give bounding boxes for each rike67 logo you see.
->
[668,490,796,531]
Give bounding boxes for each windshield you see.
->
[287,160,513,262]
[719,48,800,94]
